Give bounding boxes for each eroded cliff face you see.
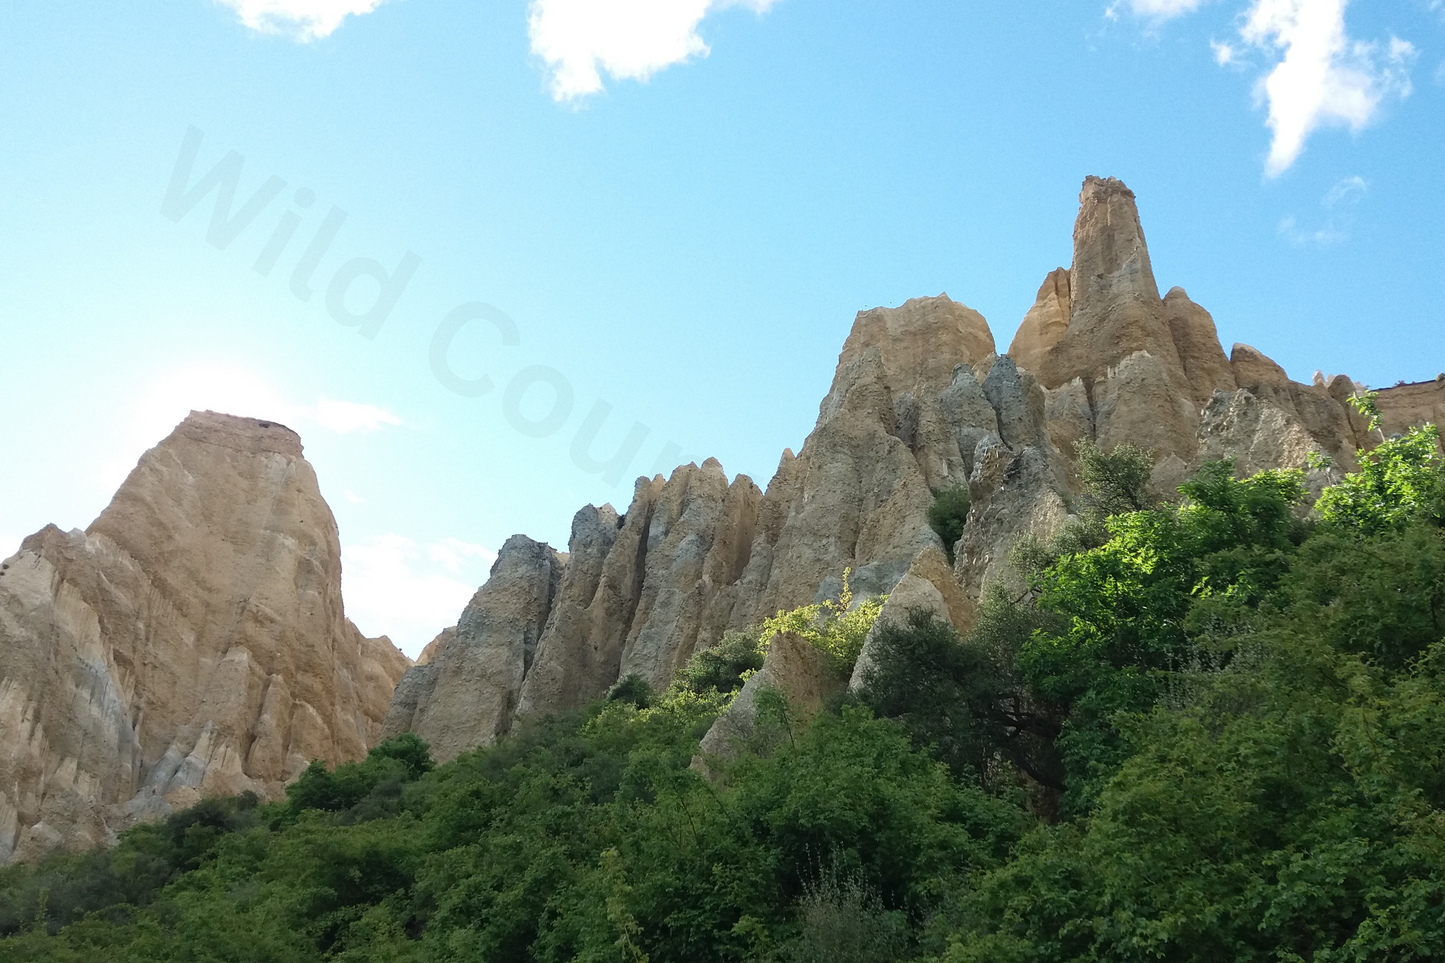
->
[0,412,410,862]
[384,175,1439,756]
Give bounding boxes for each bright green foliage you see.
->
[1316,425,1444,534]
[671,630,766,698]
[1018,462,1308,812]
[1075,439,1158,516]
[928,486,972,563]
[1,688,1018,962]
[757,569,885,672]
[7,429,1445,962]
[0,793,263,939]
[283,733,435,822]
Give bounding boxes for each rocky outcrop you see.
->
[384,175,1427,753]
[1378,378,1445,445]
[697,631,843,763]
[849,546,973,692]
[0,412,409,862]
[381,536,562,763]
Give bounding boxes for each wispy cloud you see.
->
[1279,174,1366,245]
[314,396,403,433]
[215,0,390,40]
[97,365,404,498]
[1323,173,1366,208]
[1241,1,1415,176]
[429,537,498,574]
[342,534,496,657]
[528,0,779,101]
[1116,0,1209,20]
[1113,0,1418,176]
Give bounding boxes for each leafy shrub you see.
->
[927,486,971,562]
[758,569,884,672]
[776,858,909,963]
[607,673,655,708]
[672,630,766,697]
[1075,438,1158,515]
[284,733,434,820]
[1317,424,1444,534]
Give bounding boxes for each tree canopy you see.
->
[6,430,1445,962]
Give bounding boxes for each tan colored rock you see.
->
[511,504,622,719]
[1378,379,1445,447]
[1229,343,1292,400]
[416,627,456,666]
[1043,378,1093,472]
[0,412,409,862]
[385,175,1430,757]
[1163,287,1236,408]
[387,535,561,762]
[697,631,842,763]
[956,444,1071,603]
[849,546,974,691]
[1195,390,1338,496]
[1008,268,1072,378]
[1093,350,1200,460]
[1024,178,1185,392]
[1005,177,1200,464]
[618,461,762,689]
[940,362,1002,478]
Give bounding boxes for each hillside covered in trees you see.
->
[3,413,1443,963]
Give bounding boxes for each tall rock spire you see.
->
[0,412,410,862]
[1069,175,1162,312]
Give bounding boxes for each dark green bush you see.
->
[927,485,971,562]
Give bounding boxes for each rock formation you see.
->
[0,412,409,862]
[383,175,1433,756]
[696,631,844,764]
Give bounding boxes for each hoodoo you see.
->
[6,178,1442,855]
[0,412,409,862]
[383,176,1445,758]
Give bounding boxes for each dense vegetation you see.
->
[928,486,972,564]
[3,417,1444,962]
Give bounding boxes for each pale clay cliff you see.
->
[6,178,1442,856]
[383,175,1445,763]
[0,413,410,862]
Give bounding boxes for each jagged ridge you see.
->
[386,176,1444,761]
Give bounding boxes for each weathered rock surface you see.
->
[381,535,562,763]
[0,412,409,862]
[849,546,974,692]
[385,175,1429,754]
[1378,378,1445,446]
[697,631,843,763]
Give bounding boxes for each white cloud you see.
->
[1212,39,1237,64]
[429,537,498,574]
[1323,173,1366,208]
[343,490,368,504]
[342,534,494,657]
[98,365,403,500]
[1278,214,1345,244]
[1239,0,1416,176]
[1278,173,1366,244]
[215,0,389,40]
[314,396,403,433]
[528,0,778,101]
[1127,0,1207,19]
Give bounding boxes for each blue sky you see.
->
[1,0,1442,655]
